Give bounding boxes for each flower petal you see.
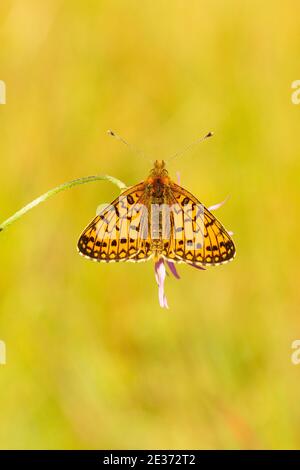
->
[154,259,169,309]
[208,195,229,212]
[190,263,206,270]
[166,260,180,279]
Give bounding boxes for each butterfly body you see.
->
[78,161,235,267]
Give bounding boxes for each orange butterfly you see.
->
[78,160,235,270]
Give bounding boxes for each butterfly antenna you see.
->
[107,130,150,163]
[168,131,214,163]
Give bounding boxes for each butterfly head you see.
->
[146,160,170,187]
[149,160,168,177]
[153,159,166,171]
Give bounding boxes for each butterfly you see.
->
[77,160,235,268]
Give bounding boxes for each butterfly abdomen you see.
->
[147,177,172,257]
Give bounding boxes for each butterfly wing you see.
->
[162,182,235,266]
[77,182,153,262]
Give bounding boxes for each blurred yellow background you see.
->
[0,0,300,449]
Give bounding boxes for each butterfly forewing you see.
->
[163,182,235,266]
[78,182,153,262]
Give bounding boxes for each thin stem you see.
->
[0,174,127,233]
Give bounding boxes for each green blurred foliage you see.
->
[0,0,300,449]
